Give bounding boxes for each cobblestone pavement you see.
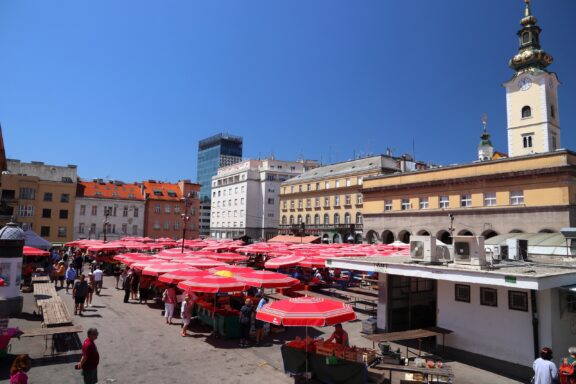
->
[2,276,524,384]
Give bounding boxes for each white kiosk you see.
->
[0,221,25,316]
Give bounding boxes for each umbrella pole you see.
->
[305,326,309,381]
[213,294,217,336]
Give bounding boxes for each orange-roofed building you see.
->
[74,179,146,241]
[141,180,200,240]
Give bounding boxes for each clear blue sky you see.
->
[1,0,575,183]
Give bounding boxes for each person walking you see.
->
[93,265,103,295]
[85,273,95,308]
[76,328,100,384]
[239,299,254,347]
[533,347,559,384]
[73,253,84,277]
[54,261,65,288]
[9,354,31,384]
[139,275,151,304]
[65,264,77,294]
[560,346,576,384]
[180,293,194,337]
[162,284,177,325]
[254,293,268,345]
[122,268,133,303]
[73,274,89,316]
[113,264,122,289]
[130,270,140,301]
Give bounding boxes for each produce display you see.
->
[286,339,377,364]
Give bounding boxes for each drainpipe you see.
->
[530,290,539,358]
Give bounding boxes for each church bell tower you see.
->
[503,0,560,157]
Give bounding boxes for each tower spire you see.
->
[478,113,493,162]
[509,0,553,73]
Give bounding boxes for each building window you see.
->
[508,290,528,312]
[307,184,311,191]
[521,106,532,118]
[282,201,287,210]
[80,205,86,215]
[90,223,96,234]
[305,214,311,225]
[297,215,302,224]
[121,224,128,234]
[290,186,294,193]
[355,212,362,224]
[306,199,311,209]
[153,221,160,230]
[61,194,70,203]
[480,287,498,307]
[345,178,351,187]
[91,206,97,216]
[324,197,330,208]
[18,205,34,217]
[521,31,530,44]
[58,226,67,238]
[551,104,556,119]
[43,192,52,202]
[42,208,51,218]
[460,194,472,208]
[289,216,294,225]
[133,208,139,218]
[356,194,363,205]
[323,214,329,225]
[41,226,50,237]
[439,195,449,209]
[154,205,161,213]
[19,188,35,200]
[315,197,320,208]
[484,192,496,207]
[335,180,340,188]
[163,221,170,230]
[123,206,128,217]
[419,197,429,209]
[401,199,411,211]
[298,200,303,209]
[345,195,351,206]
[165,205,171,214]
[281,216,287,225]
[290,200,294,209]
[455,284,470,303]
[334,213,340,225]
[174,221,179,230]
[384,200,392,212]
[268,198,275,205]
[325,181,330,189]
[357,177,363,185]
[78,223,85,234]
[315,183,320,190]
[314,214,320,225]
[298,185,302,192]
[334,196,340,206]
[344,212,351,225]
[510,191,524,205]
[132,225,138,235]
[522,134,533,148]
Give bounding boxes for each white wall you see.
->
[550,288,576,363]
[437,280,535,366]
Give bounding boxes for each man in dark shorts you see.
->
[73,274,89,315]
[76,328,100,384]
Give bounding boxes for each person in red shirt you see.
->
[326,324,350,347]
[76,328,100,384]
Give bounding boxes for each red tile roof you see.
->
[141,181,182,201]
[77,180,145,200]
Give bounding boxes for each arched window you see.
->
[521,31,531,44]
[305,214,311,225]
[334,213,340,225]
[522,106,532,118]
[289,215,294,225]
[323,214,330,225]
[314,214,320,225]
[344,212,351,225]
[297,215,302,224]
[281,215,287,225]
[356,212,362,224]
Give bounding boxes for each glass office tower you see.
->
[197,134,243,236]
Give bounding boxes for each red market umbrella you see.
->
[297,257,329,269]
[23,246,49,257]
[205,252,249,263]
[264,255,305,269]
[177,275,247,293]
[142,262,184,277]
[256,296,356,327]
[87,244,126,252]
[178,258,227,269]
[130,259,165,270]
[235,270,300,289]
[158,268,209,284]
[208,265,254,275]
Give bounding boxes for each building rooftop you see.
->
[77,180,144,200]
[141,181,183,201]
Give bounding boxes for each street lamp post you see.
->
[180,192,193,253]
[448,214,455,241]
[103,208,110,242]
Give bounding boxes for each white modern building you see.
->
[74,179,146,241]
[210,158,318,241]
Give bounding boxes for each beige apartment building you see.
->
[0,160,78,243]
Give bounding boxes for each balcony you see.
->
[278,223,363,235]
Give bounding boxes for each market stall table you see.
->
[368,360,454,383]
[21,325,83,356]
[31,275,50,284]
[362,327,453,356]
[194,301,241,339]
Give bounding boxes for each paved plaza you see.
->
[2,276,526,384]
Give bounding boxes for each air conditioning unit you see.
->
[484,245,501,261]
[506,239,528,261]
[453,236,486,267]
[410,236,441,263]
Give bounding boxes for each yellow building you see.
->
[362,150,576,244]
[0,160,78,243]
[278,155,425,243]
